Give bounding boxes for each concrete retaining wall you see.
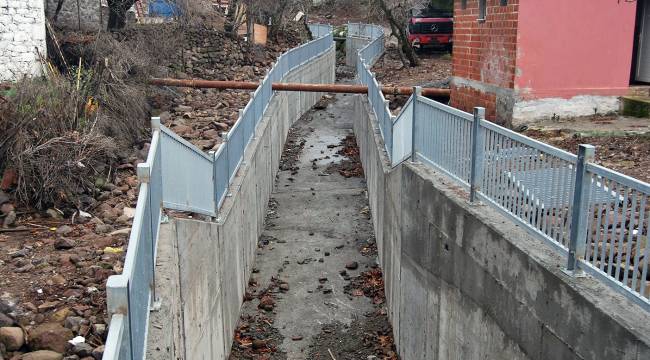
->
[146,46,336,359]
[0,0,46,81]
[352,95,650,360]
[345,36,370,67]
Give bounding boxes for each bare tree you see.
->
[227,0,308,40]
[107,0,138,30]
[375,0,426,67]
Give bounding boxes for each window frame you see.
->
[478,0,487,21]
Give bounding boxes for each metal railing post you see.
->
[411,87,422,163]
[151,116,160,133]
[565,144,596,275]
[239,109,247,166]
[469,107,485,203]
[222,131,231,189]
[149,117,162,309]
[106,275,131,357]
[384,99,391,154]
[211,150,218,217]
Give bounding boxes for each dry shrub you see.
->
[0,29,166,210]
[0,77,117,210]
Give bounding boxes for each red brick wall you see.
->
[450,84,498,119]
[451,0,519,124]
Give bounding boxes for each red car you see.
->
[408,15,453,52]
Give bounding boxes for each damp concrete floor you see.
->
[228,92,397,359]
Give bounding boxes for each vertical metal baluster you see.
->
[631,195,647,293]
[547,158,559,241]
[483,129,492,198]
[584,173,597,265]
[622,191,639,287]
[591,178,606,267]
[599,178,613,271]
[519,145,530,221]
[556,159,569,243]
[501,138,511,210]
[497,135,507,207]
[510,141,520,216]
[529,148,539,226]
[534,152,546,231]
[563,162,574,245]
[639,223,650,298]
[606,182,621,275]
[614,187,632,280]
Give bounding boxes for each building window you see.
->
[461,0,467,10]
[479,0,487,21]
[500,0,508,5]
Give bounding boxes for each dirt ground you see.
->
[309,0,376,26]
[372,47,452,112]
[525,129,650,183]
[373,48,452,89]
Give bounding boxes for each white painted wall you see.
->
[0,0,47,82]
[512,96,620,127]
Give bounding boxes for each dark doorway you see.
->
[632,0,650,83]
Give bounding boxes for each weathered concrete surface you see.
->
[146,45,336,359]
[232,92,379,358]
[346,36,370,67]
[353,94,650,360]
[512,95,621,127]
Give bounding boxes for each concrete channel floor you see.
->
[229,92,396,359]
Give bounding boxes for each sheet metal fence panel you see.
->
[105,127,163,360]
[149,131,163,247]
[354,25,389,155]
[160,126,216,216]
[124,183,154,360]
[391,96,414,165]
[582,163,650,304]
[308,23,333,38]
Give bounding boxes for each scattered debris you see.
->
[326,135,364,178]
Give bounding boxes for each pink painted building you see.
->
[451,0,650,126]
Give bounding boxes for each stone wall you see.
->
[45,0,108,31]
[0,0,47,82]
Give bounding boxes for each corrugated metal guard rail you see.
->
[102,25,334,360]
[350,24,650,311]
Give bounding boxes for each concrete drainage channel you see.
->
[111,24,649,360]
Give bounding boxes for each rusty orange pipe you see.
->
[148,78,450,98]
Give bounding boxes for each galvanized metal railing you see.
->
[103,26,334,360]
[104,118,163,360]
[350,22,650,310]
[352,23,393,155]
[348,22,385,39]
[382,89,650,310]
[308,23,333,39]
